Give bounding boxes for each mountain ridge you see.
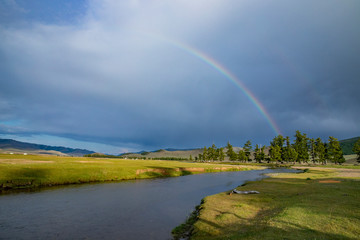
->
[0,138,95,156]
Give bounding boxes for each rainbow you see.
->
[142,32,282,135]
[164,39,282,136]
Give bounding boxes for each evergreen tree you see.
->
[203,146,208,161]
[238,150,246,162]
[269,145,282,162]
[288,147,298,164]
[226,142,237,161]
[259,146,266,163]
[254,144,260,162]
[293,130,309,163]
[271,135,285,162]
[270,135,285,148]
[283,136,292,163]
[310,138,316,163]
[353,138,360,163]
[243,140,252,162]
[315,138,326,165]
[207,144,218,161]
[189,155,193,161]
[324,143,329,164]
[328,136,345,164]
[218,147,225,161]
[212,144,219,161]
[207,145,213,160]
[254,145,265,163]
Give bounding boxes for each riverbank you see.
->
[0,154,263,191]
[183,167,360,240]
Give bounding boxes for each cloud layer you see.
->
[1,0,360,152]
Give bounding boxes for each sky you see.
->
[0,0,359,154]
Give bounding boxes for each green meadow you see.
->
[0,154,262,191]
[185,168,360,240]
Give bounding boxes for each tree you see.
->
[353,138,360,163]
[254,144,260,162]
[226,142,237,161]
[203,146,208,161]
[208,144,218,161]
[238,150,246,162]
[259,146,266,163]
[271,135,285,162]
[309,138,316,163]
[288,147,298,164]
[328,136,345,164]
[269,145,282,162]
[243,140,252,162]
[315,138,326,165]
[189,155,193,161]
[270,135,285,148]
[218,148,225,161]
[254,145,265,163]
[212,144,219,161]
[283,136,292,163]
[293,130,309,163]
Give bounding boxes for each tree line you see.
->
[197,130,348,164]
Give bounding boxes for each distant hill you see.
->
[164,148,199,152]
[122,148,203,159]
[0,139,95,156]
[340,136,360,155]
[121,146,245,160]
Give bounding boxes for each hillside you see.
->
[0,139,95,156]
[340,136,359,155]
[121,146,245,160]
[122,148,203,159]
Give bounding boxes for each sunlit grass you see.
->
[0,154,263,190]
[190,169,360,240]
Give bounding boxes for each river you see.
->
[0,168,296,240]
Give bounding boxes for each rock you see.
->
[231,189,259,194]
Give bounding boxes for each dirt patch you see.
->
[319,180,341,183]
[178,167,205,172]
[0,159,54,164]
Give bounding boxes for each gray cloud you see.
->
[1,0,359,152]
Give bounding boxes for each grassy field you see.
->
[0,154,263,191]
[186,167,360,240]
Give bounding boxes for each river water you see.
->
[0,168,295,240]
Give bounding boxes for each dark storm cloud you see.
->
[0,0,359,152]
